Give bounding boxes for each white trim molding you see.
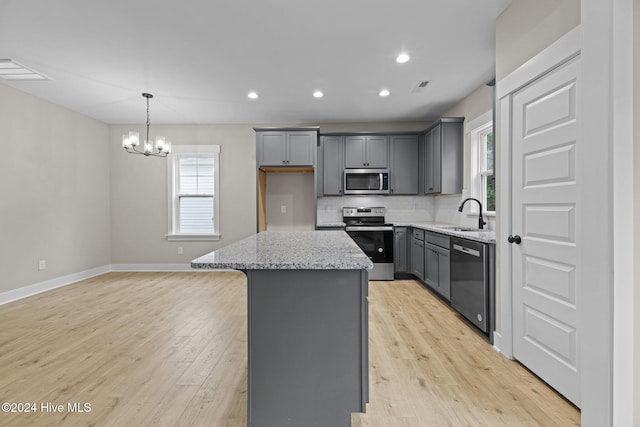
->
[111,263,196,272]
[496,25,581,359]
[167,144,221,241]
[0,265,111,306]
[0,265,238,306]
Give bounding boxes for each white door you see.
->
[510,54,581,406]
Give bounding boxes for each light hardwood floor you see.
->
[0,272,579,426]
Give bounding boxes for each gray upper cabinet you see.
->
[422,118,463,194]
[257,130,316,167]
[322,136,344,196]
[390,135,419,195]
[345,135,388,168]
[423,126,442,194]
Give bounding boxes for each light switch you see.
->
[281,205,287,213]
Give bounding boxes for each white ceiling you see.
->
[0,0,511,125]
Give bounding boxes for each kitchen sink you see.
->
[435,226,481,232]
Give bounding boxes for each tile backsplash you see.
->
[434,193,495,230]
[317,194,495,229]
[317,196,435,223]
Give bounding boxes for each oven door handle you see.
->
[346,226,393,232]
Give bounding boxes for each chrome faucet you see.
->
[458,198,487,230]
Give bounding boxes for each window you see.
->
[468,111,495,214]
[167,145,220,240]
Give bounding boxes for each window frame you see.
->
[166,145,220,241]
[467,111,495,216]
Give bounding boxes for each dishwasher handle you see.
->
[452,243,481,258]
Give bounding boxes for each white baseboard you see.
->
[0,264,239,306]
[0,265,111,306]
[492,331,505,355]
[110,263,196,272]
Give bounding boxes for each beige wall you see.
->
[496,0,580,81]
[0,83,111,293]
[443,84,493,122]
[109,124,257,264]
[266,172,315,230]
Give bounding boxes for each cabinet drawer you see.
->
[425,231,450,249]
[412,228,424,241]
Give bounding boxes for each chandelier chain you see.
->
[146,95,151,145]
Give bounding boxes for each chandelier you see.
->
[122,93,171,157]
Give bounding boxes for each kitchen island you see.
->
[191,230,373,427]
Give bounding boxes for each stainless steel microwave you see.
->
[343,169,390,195]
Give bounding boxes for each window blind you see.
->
[178,157,214,234]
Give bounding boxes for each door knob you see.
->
[507,235,522,244]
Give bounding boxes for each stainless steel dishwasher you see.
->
[450,237,489,334]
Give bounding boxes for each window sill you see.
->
[166,233,221,241]
[466,211,496,218]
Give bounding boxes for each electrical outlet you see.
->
[177,247,184,255]
[281,205,287,213]
[38,260,46,270]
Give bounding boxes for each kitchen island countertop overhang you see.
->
[191,230,372,427]
[191,230,374,271]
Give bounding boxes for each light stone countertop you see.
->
[315,220,496,244]
[191,230,373,270]
[393,221,496,244]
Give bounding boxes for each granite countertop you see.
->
[316,220,496,244]
[393,221,496,244]
[191,230,373,270]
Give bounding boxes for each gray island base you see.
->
[191,231,373,427]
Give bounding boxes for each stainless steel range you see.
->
[343,207,394,280]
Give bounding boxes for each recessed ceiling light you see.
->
[313,90,324,98]
[248,91,259,99]
[396,53,410,64]
[379,89,390,97]
[0,59,50,80]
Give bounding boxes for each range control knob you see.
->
[377,247,383,253]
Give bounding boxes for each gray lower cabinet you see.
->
[409,228,451,301]
[257,130,316,167]
[345,135,388,168]
[322,136,344,195]
[422,118,463,194]
[424,241,451,300]
[247,269,368,427]
[411,228,425,280]
[390,135,419,195]
[394,227,409,273]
